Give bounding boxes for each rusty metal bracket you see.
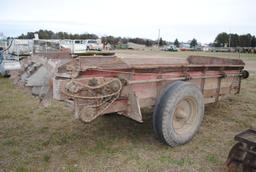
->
[220,71,227,78]
[126,90,143,123]
[215,67,225,102]
[183,74,192,81]
[182,67,192,81]
[200,67,207,93]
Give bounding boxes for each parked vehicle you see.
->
[84,39,102,51]
[0,49,21,77]
[161,45,178,51]
[61,39,102,53]
[0,39,22,77]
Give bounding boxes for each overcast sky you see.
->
[1,0,255,43]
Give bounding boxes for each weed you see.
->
[206,154,218,164]
[43,154,50,163]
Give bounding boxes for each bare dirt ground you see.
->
[0,50,256,172]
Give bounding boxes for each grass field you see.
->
[0,51,256,172]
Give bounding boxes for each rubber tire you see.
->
[153,81,204,147]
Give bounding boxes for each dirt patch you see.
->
[244,60,256,73]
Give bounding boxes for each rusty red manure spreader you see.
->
[16,52,248,147]
[42,54,248,147]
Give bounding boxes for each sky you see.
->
[0,0,256,43]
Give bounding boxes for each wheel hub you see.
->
[173,97,197,135]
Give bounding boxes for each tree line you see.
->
[18,30,99,40]
[214,32,256,47]
[17,30,167,47]
[174,38,198,48]
[16,30,256,48]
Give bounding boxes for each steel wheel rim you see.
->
[172,96,197,135]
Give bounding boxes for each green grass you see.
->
[206,154,218,164]
[43,154,50,163]
[0,51,256,171]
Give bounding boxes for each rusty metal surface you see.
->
[56,55,245,76]
[54,55,246,123]
[121,57,188,68]
[61,77,122,122]
[58,56,188,72]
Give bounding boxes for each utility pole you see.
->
[157,29,160,48]
[228,27,231,47]
[228,34,231,47]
